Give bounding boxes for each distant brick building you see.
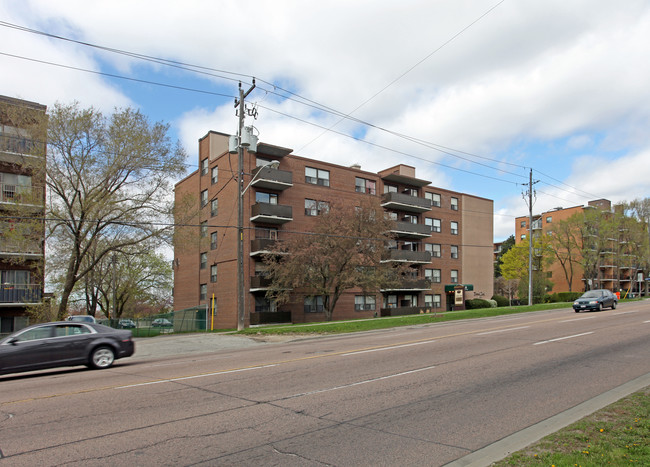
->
[0,96,47,333]
[173,131,493,328]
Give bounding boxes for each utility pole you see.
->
[523,169,538,306]
[235,80,256,331]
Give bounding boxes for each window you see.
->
[426,192,441,207]
[520,221,526,228]
[210,265,218,283]
[200,221,207,238]
[200,253,207,269]
[1,269,30,287]
[451,197,458,211]
[305,167,330,186]
[355,177,376,195]
[256,192,278,204]
[451,270,459,284]
[425,268,441,283]
[201,158,208,176]
[424,294,433,307]
[431,243,442,257]
[211,198,218,217]
[426,218,441,233]
[521,234,526,240]
[355,295,376,311]
[54,324,92,337]
[13,326,51,342]
[451,245,458,259]
[0,172,32,200]
[210,232,218,250]
[199,284,207,301]
[211,166,218,184]
[305,199,329,216]
[402,214,418,224]
[304,296,325,313]
[200,189,208,208]
[451,221,458,235]
[384,184,398,193]
[385,295,398,308]
[433,294,441,308]
[546,216,553,223]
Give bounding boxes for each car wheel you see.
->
[612,301,617,310]
[90,346,115,369]
[597,303,602,312]
[574,309,580,313]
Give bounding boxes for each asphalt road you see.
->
[1,301,649,466]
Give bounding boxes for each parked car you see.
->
[0,322,135,376]
[152,318,173,328]
[118,319,136,329]
[573,289,618,312]
[67,315,97,323]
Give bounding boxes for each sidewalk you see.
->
[131,332,270,360]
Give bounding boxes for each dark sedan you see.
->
[573,289,618,312]
[0,322,135,376]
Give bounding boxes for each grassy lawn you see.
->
[493,387,649,466]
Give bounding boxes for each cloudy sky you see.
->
[2,0,649,241]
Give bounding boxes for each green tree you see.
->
[46,102,186,319]
[263,198,399,321]
[501,235,553,304]
[494,234,515,278]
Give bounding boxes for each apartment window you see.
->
[211,199,218,217]
[384,184,398,194]
[199,283,207,301]
[256,192,278,204]
[402,213,418,224]
[431,243,441,257]
[355,295,376,311]
[305,167,329,186]
[426,218,441,233]
[200,158,208,176]
[521,234,526,240]
[200,189,208,207]
[210,265,218,283]
[211,166,218,184]
[305,199,329,216]
[256,227,278,240]
[451,245,458,259]
[355,177,376,195]
[451,270,459,284]
[210,232,218,250]
[451,221,458,235]
[520,220,526,228]
[424,294,433,307]
[425,192,441,208]
[200,253,207,269]
[433,294,441,308]
[425,268,441,283]
[546,216,553,223]
[451,197,458,211]
[304,296,325,313]
[200,221,207,238]
[385,295,398,308]
[0,270,30,287]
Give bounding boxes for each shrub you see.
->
[491,294,509,307]
[465,299,492,310]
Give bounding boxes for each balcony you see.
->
[250,238,283,257]
[390,221,432,239]
[0,135,45,164]
[381,249,431,264]
[0,184,44,208]
[381,192,432,213]
[381,278,431,292]
[250,166,293,191]
[250,202,293,224]
[250,275,272,292]
[0,239,43,259]
[0,284,42,305]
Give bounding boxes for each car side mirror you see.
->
[8,337,19,345]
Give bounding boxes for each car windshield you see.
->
[581,291,602,298]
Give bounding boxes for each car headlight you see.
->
[573,301,579,305]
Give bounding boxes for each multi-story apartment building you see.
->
[514,199,644,295]
[0,96,47,333]
[174,131,493,328]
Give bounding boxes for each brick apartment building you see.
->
[173,130,493,328]
[514,199,644,295]
[0,95,47,333]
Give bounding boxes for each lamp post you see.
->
[237,159,280,331]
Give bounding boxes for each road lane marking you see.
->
[533,332,594,346]
[341,340,436,356]
[560,316,597,322]
[115,364,278,389]
[476,326,529,336]
[286,365,437,399]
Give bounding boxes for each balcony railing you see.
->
[381,192,432,213]
[250,238,283,257]
[0,284,42,304]
[381,249,431,264]
[0,184,44,206]
[250,275,272,291]
[0,134,44,156]
[381,278,431,292]
[250,202,293,224]
[390,221,432,239]
[0,239,43,258]
[250,166,293,191]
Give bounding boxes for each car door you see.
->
[48,324,95,364]
[0,325,56,372]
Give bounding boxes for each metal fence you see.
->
[98,306,209,337]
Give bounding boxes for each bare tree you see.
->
[46,102,186,319]
[547,214,583,291]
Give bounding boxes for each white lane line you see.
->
[115,364,278,389]
[286,365,437,399]
[644,320,650,324]
[341,340,436,356]
[561,316,597,323]
[615,310,639,315]
[533,332,594,346]
[476,326,530,336]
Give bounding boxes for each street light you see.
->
[237,159,280,331]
